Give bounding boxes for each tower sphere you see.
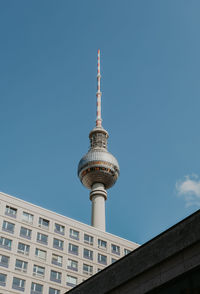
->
[78,127,120,190]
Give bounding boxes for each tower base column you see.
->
[90,183,107,231]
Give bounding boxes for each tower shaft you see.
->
[90,183,107,231]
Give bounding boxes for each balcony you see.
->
[12,285,25,292]
[50,276,61,284]
[0,244,11,251]
[0,261,8,268]
[52,260,62,267]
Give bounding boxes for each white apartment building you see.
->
[0,191,138,294]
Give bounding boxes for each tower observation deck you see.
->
[78,50,120,231]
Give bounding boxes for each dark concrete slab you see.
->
[67,210,200,294]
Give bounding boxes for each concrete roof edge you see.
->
[67,209,200,294]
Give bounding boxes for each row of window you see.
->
[5,206,80,237]
[0,238,110,270]
[0,236,131,267]
[0,252,106,282]
[5,206,79,236]
[3,216,78,238]
[0,236,130,266]
[4,206,129,253]
[0,273,63,293]
[2,219,127,255]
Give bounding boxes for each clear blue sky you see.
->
[1,0,200,244]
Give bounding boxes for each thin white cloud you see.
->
[176,174,200,207]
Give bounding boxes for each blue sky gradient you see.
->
[1,1,200,244]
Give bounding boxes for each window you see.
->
[124,248,131,255]
[50,270,61,283]
[53,238,64,250]
[31,282,43,294]
[68,243,78,255]
[22,211,33,224]
[67,259,78,271]
[55,223,65,235]
[84,234,93,245]
[37,232,48,245]
[98,253,107,265]
[83,263,93,275]
[0,273,7,286]
[49,288,60,294]
[52,254,63,267]
[17,242,30,255]
[2,220,15,233]
[35,248,46,260]
[83,248,93,260]
[66,275,77,287]
[111,258,117,264]
[111,244,120,255]
[0,236,12,250]
[20,227,32,239]
[98,239,107,249]
[33,265,45,277]
[15,259,28,272]
[12,277,25,292]
[5,205,17,217]
[39,217,49,229]
[0,254,9,268]
[69,228,79,240]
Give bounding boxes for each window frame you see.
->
[37,232,48,245]
[66,275,77,287]
[35,248,47,260]
[5,205,17,218]
[52,254,63,267]
[98,239,107,250]
[2,220,15,233]
[0,273,7,287]
[0,254,9,268]
[83,263,93,275]
[67,258,78,271]
[20,226,32,239]
[111,244,120,255]
[84,234,94,246]
[49,288,60,294]
[83,248,93,260]
[68,243,79,255]
[0,236,12,250]
[54,223,65,235]
[124,248,131,255]
[17,242,30,255]
[50,270,62,283]
[12,277,25,292]
[69,228,79,240]
[22,211,34,224]
[31,282,43,293]
[53,238,64,250]
[33,264,45,278]
[98,253,107,265]
[15,259,28,272]
[38,217,49,229]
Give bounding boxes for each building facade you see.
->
[0,191,138,294]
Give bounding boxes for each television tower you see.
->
[78,50,120,231]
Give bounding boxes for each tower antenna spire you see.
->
[96,49,102,127]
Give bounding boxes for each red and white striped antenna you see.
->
[96,49,102,127]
